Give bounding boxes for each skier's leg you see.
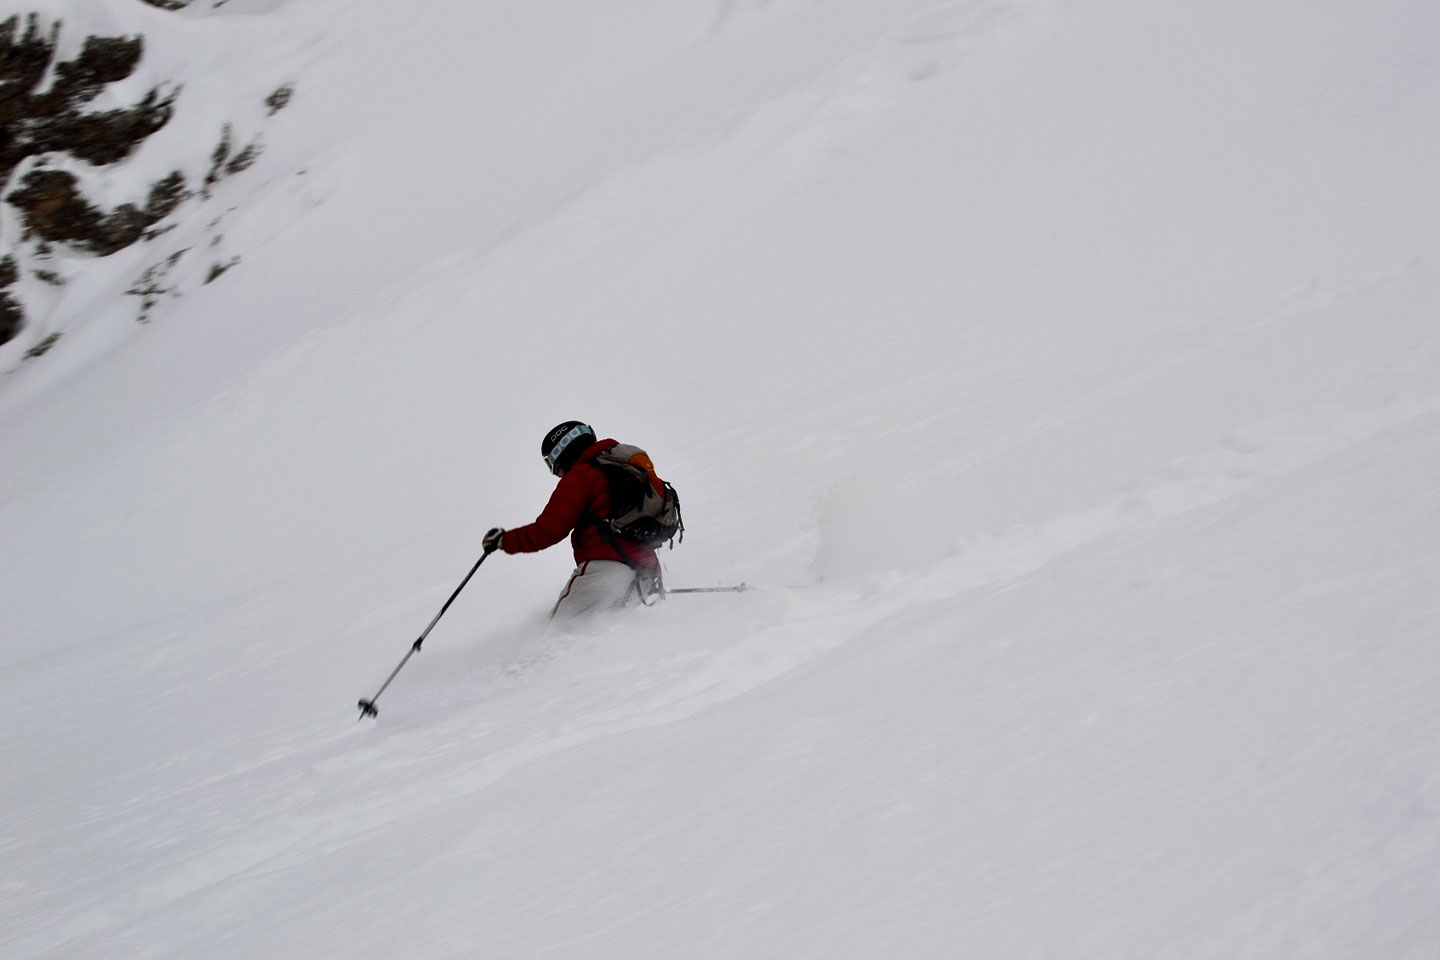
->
[550,560,641,621]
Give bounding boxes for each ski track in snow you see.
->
[931,391,1440,595]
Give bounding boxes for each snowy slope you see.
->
[4,0,1440,956]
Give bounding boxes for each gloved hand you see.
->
[483,527,506,553]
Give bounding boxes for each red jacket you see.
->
[501,439,660,569]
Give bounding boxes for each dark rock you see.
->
[22,330,59,359]
[0,255,20,344]
[265,84,294,115]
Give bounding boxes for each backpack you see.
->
[592,444,684,549]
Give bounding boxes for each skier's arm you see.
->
[501,470,592,554]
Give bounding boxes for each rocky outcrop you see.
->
[0,17,176,195]
[1,14,185,347]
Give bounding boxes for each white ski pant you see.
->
[550,560,645,621]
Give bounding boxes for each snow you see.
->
[3,0,1440,956]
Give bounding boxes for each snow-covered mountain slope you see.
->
[3,0,1439,956]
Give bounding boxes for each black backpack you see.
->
[592,444,683,549]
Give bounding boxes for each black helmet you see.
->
[541,421,596,475]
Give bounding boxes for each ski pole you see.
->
[357,545,496,720]
[668,583,747,594]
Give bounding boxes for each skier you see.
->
[483,421,677,621]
